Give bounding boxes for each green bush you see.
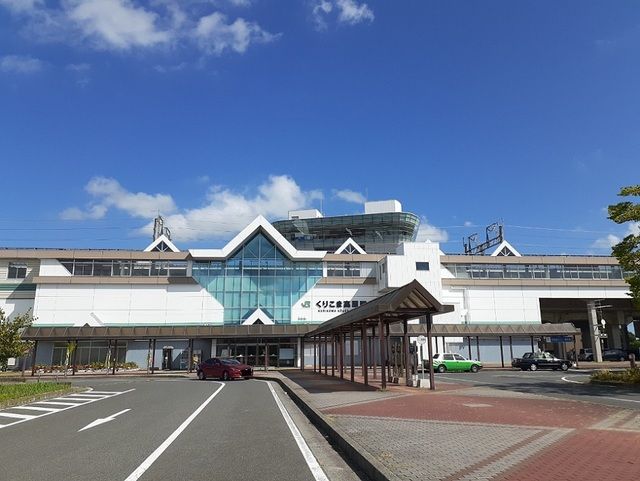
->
[591,368,640,384]
[0,382,70,403]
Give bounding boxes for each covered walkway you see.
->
[304,280,454,390]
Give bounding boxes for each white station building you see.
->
[1,200,637,370]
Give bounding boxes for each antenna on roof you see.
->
[463,221,503,255]
[152,215,172,241]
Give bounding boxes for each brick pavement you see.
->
[274,371,640,481]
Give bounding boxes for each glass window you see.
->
[132,261,151,276]
[453,354,465,361]
[8,262,27,279]
[60,260,74,274]
[74,261,93,276]
[416,262,430,271]
[443,354,455,360]
[151,261,168,276]
[93,261,113,276]
[168,261,187,276]
[113,260,132,276]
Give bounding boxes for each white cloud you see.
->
[66,0,171,50]
[312,0,373,29]
[463,220,474,227]
[416,217,448,243]
[154,62,188,72]
[195,11,277,55]
[335,0,373,25]
[333,189,366,204]
[0,54,43,73]
[592,222,639,249]
[66,62,91,72]
[0,0,43,14]
[62,175,323,242]
[136,175,322,241]
[60,176,177,221]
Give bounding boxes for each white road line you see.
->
[34,401,82,406]
[599,396,640,404]
[67,394,108,398]
[0,412,36,420]
[8,406,59,412]
[260,380,330,481]
[123,383,225,481]
[561,376,585,384]
[79,409,131,432]
[0,388,136,430]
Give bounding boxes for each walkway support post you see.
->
[324,336,328,375]
[403,319,410,386]
[467,336,472,359]
[30,340,38,377]
[339,333,344,380]
[386,322,392,382]
[509,336,513,360]
[476,336,480,361]
[71,339,79,376]
[372,326,377,380]
[151,339,156,374]
[361,324,368,386]
[313,336,317,373]
[499,336,505,368]
[112,339,118,375]
[350,327,355,382]
[331,334,335,377]
[188,339,194,373]
[146,339,152,374]
[427,314,435,390]
[379,318,387,390]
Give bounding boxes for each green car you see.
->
[432,353,482,373]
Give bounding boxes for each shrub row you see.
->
[591,368,640,384]
[33,362,139,373]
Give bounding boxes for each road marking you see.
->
[561,376,585,384]
[0,412,36,420]
[0,388,135,430]
[260,380,330,481]
[438,376,486,384]
[123,383,225,481]
[8,406,59,412]
[79,409,131,432]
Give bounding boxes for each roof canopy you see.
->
[305,280,454,338]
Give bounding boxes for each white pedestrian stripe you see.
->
[0,388,135,430]
[0,412,36,420]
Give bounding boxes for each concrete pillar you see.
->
[587,300,604,362]
[297,337,302,369]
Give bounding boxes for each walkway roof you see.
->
[305,280,455,338]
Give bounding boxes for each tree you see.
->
[0,308,34,371]
[608,185,640,308]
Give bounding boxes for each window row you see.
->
[8,262,28,279]
[60,259,188,277]
[443,263,627,280]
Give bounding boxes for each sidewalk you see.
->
[258,370,640,481]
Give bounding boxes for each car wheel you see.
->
[222,371,230,381]
[529,363,538,371]
[437,364,446,373]
[561,363,569,371]
[470,364,479,373]
[197,370,206,380]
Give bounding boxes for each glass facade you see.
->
[443,263,628,280]
[272,212,419,253]
[60,259,188,277]
[192,233,322,325]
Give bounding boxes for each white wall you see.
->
[291,283,379,324]
[38,259,71,277]
[33,283,224,326]
[381,242,443,298]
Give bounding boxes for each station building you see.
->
[1,200,637,370]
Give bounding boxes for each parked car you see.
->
[578,348,594,362]
[512,352,572,371]
[603,349,630,361]
[197,358,253,381]
[431,353,482,373]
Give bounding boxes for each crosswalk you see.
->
[0,388,134,430]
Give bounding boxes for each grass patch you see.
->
[0,382,72,405]
[591,368,640,385]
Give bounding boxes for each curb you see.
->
[259,374,397,481]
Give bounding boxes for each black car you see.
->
[511,352,572,371]
[603,349,629,362]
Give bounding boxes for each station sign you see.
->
[545,335,573,343]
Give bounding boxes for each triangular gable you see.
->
[144,234,180,253]
[190,215,325,260]
[335,237,366,255]
[241,308,275,326]
[490,240,521,257]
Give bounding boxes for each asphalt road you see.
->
[0,378,361,481]
[426,369,640,410]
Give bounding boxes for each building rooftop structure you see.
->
[272,200,419,254]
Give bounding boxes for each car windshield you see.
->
[221,359,241,365]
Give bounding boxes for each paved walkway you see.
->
[263,370,640,481]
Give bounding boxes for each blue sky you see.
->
[0,0,638,253]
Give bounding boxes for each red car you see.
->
[197,358,253,381]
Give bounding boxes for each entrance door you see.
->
[162,348,173,370]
